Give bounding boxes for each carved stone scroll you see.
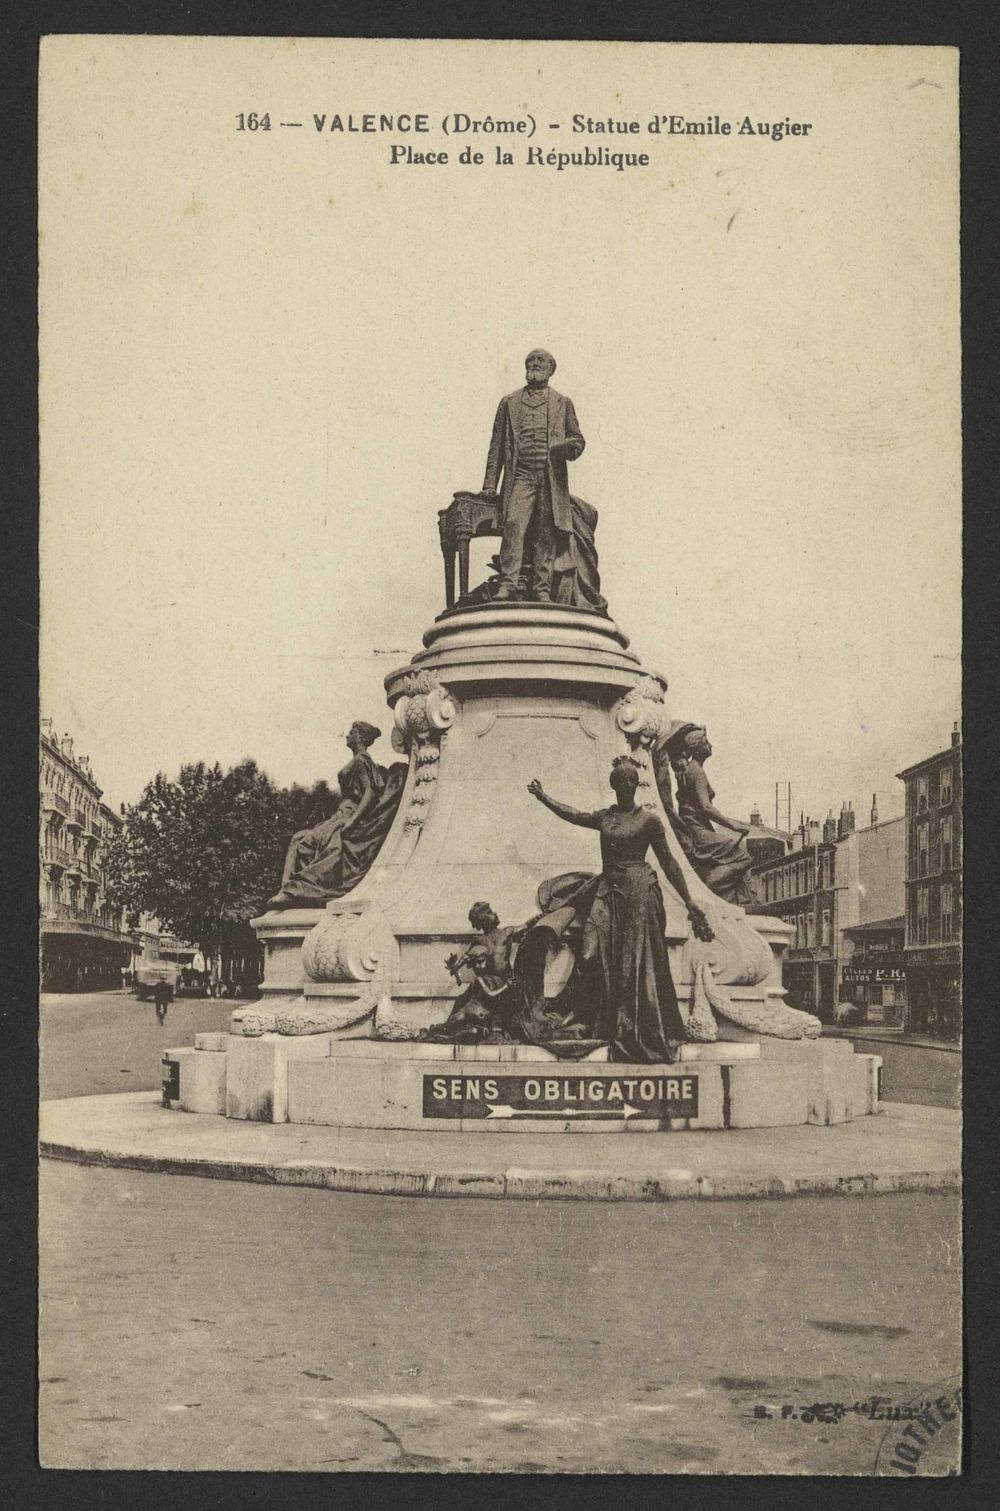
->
[388,670,456,837]
[689,943,822,1040]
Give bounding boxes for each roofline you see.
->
[39,728,104,799]
[842,915,905,934]
[896,744,961,780]
[853,815,905,834]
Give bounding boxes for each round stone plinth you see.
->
[161,1035,877,1132]
[384,601,645,700]
[40,1093,960,1202]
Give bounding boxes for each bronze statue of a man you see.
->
[482,350,585,602]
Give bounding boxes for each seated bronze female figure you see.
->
[268,720,406,908]
[654,723,756,908]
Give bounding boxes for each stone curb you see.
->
[39,1136,961,1203]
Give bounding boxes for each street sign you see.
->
[422,1071,698,1122]
[161,1053,180,1109]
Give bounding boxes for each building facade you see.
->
[897,724,962,1038]
[840,916,906,1025]
[751,801,905,1025]
[745,804,791,868]
[39,718,131,991]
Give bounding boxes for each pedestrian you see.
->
[153,978,171,1024]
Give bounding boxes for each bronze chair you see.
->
[437,491,503,607]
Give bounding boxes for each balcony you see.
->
[41,900,125,939]
[42,843,73,869]
[42,792,70,817]
[44,900,93,922]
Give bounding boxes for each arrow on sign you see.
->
[486,1102,645,1120]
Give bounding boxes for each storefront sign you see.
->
[904,947,961,969]
[422,1072,698,1121]
[842,964,905,984]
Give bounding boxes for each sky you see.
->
[39,38,960,828]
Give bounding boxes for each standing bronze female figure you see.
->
[269,720,406,907]
[656,723,756,907]
[527,758,713,1061]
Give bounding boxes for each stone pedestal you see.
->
[163,1035,880,1133]
[164,600,895,1137]
[284,1039,878,1134]
[225,1033,335,1122]
[250,603,800,1050]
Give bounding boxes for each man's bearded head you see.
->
[525,349,556,385]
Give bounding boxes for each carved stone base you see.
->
[165,1028,879,1132]
[251,606,806,1070]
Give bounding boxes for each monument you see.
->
[163,353,880,1133]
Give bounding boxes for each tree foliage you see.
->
[103,759,336,968]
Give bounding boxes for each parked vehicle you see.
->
[133,960,180,1001]
[177,967,212,998]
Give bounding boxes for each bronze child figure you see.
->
[423,901,528,1043]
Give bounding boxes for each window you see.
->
[916,775,928,813]
[805,912,814,947]
[917,886,929,945]
[821,908,831,946]
[917,821,928,877]
[941,815,953,871]
[797,913,805,948]
[940,765,953,806]
[941,883,954,942]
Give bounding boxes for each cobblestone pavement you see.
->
[829,1033,960,1110]
[38,991,963,1474]
[40,991,242,1100]
[39,1162,961,1474]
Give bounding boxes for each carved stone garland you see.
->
[613,675,671,810]
[391,670,457,833]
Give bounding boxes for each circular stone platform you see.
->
[39,1093,960,1202]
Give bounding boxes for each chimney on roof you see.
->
[870,792,879,827]
[951,721,960,748]
[838,800,855,839]
[60,734,74,759]
[822,810,838,844]
[749,803,762,829]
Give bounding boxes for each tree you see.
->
[104,759,338,978]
